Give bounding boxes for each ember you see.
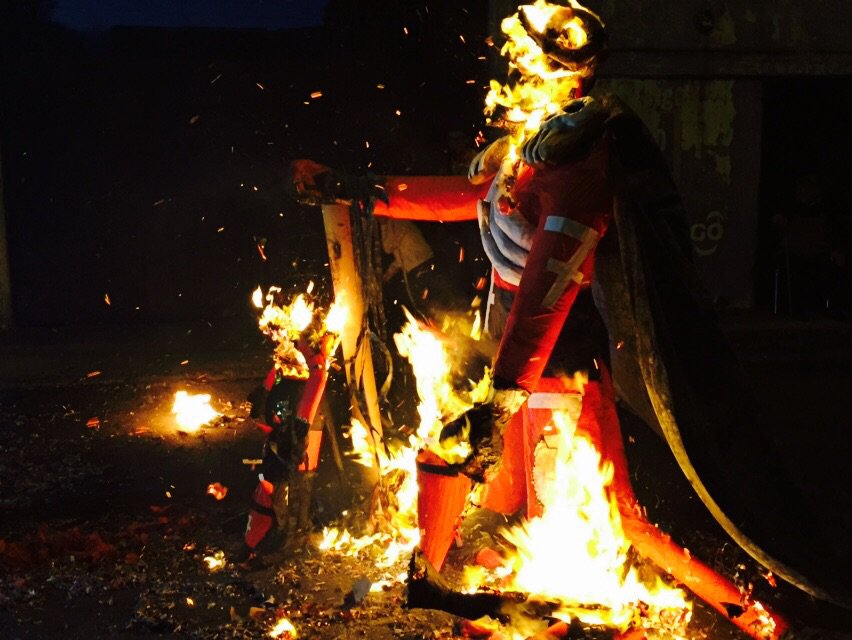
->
[206,482,228,501]
[202,550,226,572]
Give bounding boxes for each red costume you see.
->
[244,334,336,551]
[292,0,849,628]
[375,141,610,395]
[369,104,798,637]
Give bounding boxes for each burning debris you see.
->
[207,483,229,501]
[172,390,220,433]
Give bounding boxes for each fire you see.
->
[315,312,690,639]
[203,550,226,572]
[254,285,346,379]
[470,309,482,341]
[324,296,347,335]
[206,482,228,500]
[467,409,692,637]
[289,294,313,331]
[393,308,491,462]
[172,391,220,432]
[269,616,298,638]
[485,0,600,162]
[346,418,377,469]
[318,312,490,574]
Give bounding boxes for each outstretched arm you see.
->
[374,176,485,222]
[290,160,484,223]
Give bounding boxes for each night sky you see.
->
[52,0,329,30]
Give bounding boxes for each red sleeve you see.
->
[295,334,335,426]
[373,176,487,222]
[493,148,612,393]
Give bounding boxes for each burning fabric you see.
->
[285,1,848,637]
[253,285,338,379]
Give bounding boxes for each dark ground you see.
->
[1,312,852,639]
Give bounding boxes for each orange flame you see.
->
[485,0,599,164]
[465,409,692,636]
[172,391,220,432]
[254,286,346,379]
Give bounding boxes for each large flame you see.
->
[467,409,692,637]
[393,308,491,463]
[319,312,490,572]
[485,0,599,163]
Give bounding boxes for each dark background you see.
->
[1,0,491,326]
[2,1,851,326]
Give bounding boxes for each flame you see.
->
[254,286,346,379]
[289,294,313,331]
[206,482,228,500]
[203,550,226,572]
[346,418,376,469]
[318,312,491,575]
[269,616,298,638]
[172,391,220,432]
[466,409,691,636]
[470,309,482,341]
[393,308,491,463]
[485,0,598,163]
[324,297,347,335]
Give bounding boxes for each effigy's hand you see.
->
[439,404,499,483]
[439,387,529,483]
[289,159,388,207]
[289,159,337,206]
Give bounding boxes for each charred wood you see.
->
[406,549,615,639]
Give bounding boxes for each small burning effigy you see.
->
[252,285,346,380]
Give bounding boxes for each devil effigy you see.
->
[292,0,851,629]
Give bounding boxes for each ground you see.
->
[0,313,851,639]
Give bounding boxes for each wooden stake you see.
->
[321,203,383,482]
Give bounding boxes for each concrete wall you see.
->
[595,77,762,305]
[488,1,852,307]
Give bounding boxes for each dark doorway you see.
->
[757,77,852,317]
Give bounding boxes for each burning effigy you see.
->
[267,1,850,638]
[241,284,348,555]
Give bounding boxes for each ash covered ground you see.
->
[1,317,851,639]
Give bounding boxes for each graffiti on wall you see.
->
[690,210,726,256]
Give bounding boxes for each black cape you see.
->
[575,95,852,607]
